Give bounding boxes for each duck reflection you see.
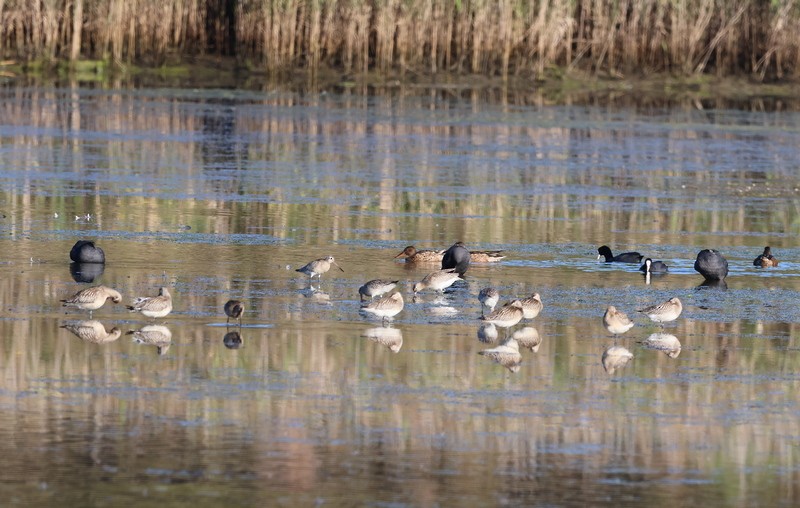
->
[60,320,121,344]
[69,262,105,283]
[362,327,403,353]
[223,330,243,349]
[477,323,498,344]
[478,338,522,373]
[601,345,634,374]
[128,324,172,355]
[512,326,542,353]
[640,333,682,358]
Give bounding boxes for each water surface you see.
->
[1,85,800,506]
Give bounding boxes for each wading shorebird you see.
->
[127,287,173,320]
[360,292,404,324]
[479,299,524,338]
[224,299,245,326]
[60,285,122,318]
[60,320,122,344]
[296,255,343,282]
[358,279,399,301]
[603,305,635,335]
[478,287,500,315]
[394,246,445,263]
[520,293,543,320]
[637,297,682,325]
[412,269,463,295]
[597,245,643,264]
[753,246,778,268]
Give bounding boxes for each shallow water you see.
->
[1,85,800,506]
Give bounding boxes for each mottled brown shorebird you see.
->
[296,255,343,282]
[60,285,122,318]
[127,287,173,319]
[360,292,404,324]
[637,297,682,325]
[394,246,445,263]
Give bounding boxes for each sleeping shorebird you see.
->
[520,293,543,320]
[479,300,524,338]
[60,285,122,318]
[224,299,245,326]
[360,292,404,324]
[637,297,682,325]
[413,269,463,295]
[603,305,635,335]
[127,287,173,319]
[296,255,343,282]
[469,250,506,263]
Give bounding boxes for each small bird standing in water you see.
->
[478,287,500,315]
[60,285,122,318]
[127,287,173,319]
[479,300,524,338]
[603,305,635,335]
[413,269,463,295]
[360,292,404,324]
[520,293,543,320]
[224,299,245,326]
[296,255,343,282]
[637,297,682,325]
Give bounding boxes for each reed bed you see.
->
[0,0,798,80]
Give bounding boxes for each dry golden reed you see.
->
[0,0,798,79]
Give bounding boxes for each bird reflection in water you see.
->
[362,327,403,353]
[60,320,121,344]
[640,333,681,358]
[478,338,522,373]
[512,326,542,353]
[128,324,173,355]
[300,286,330,303]
[477,323,498,344]
[601,345,634,375]
[69,262,105,283]
[223,330,243,349]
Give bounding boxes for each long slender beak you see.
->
[596,254,602,260]
[394,251,407,259]
[334,261,344,272]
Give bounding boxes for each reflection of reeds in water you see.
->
[1,1,798,79]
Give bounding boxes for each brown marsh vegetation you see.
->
[0,0,798,81]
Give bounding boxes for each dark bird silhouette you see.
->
[69,240,105,264]
[597,245,643,263]
[694,249,728,280]
[442,241,470,276]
